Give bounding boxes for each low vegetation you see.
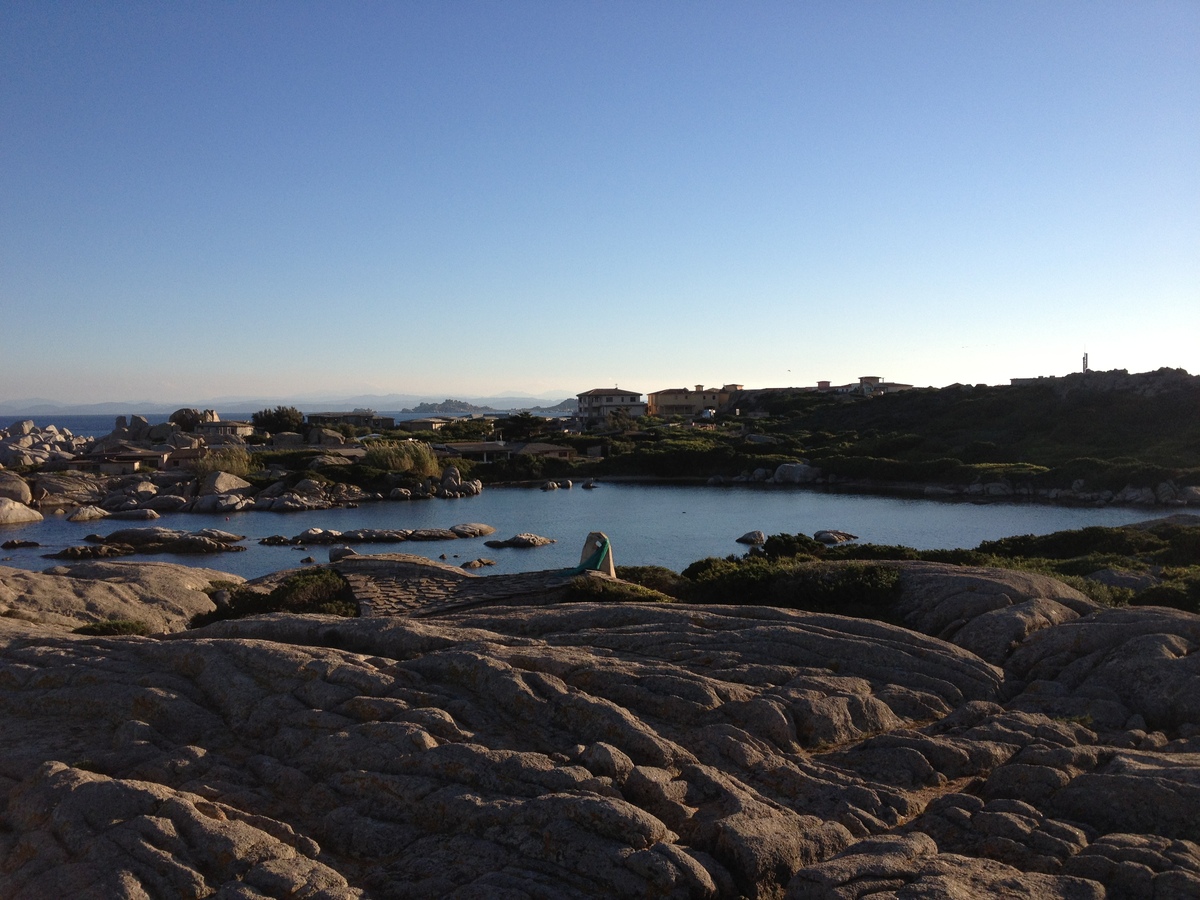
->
[251,405,305,435]
[615,521,1200,621]
[361,440,440,477]
[192,447,256,480]
[190,569,358,627]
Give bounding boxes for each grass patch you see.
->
[561,576,675,604]
[361,441,440,477]
[193,447,256,480]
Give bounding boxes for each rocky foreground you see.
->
[1,560,1198,898]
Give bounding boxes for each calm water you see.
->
[0,484,1163,580]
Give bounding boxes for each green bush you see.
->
[1130,577,1200,614]
[616,565,690,598]
[761,532,824,560]
[561,576,675,604]
[252,406,304,435]
[191,569,357,627]
[679,555,903,620]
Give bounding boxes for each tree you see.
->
[252,406,305,434]
[439,418,494,441]
[496,412,546,443]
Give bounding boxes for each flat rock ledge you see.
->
[0,561,1199,898]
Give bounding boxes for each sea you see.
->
[0,482,1164,582]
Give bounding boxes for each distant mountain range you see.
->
[0,393,576,416]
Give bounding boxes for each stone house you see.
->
[647,384,743,417]
[575,388,647,424]
[195,420,256,438]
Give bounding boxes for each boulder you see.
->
[66,505,110,522]
[450,523,496,538]
[199,471,253,497]
[407,528,460,541]
[0,472,32,505]
[29,473,107,508]
[737,530,767,545]
[814,529,858,545]
[0,498,42,525]
[108,508,161,521]
[461,558,497,569]
[146,421,178,442]
[308,454,352,468]
[308,427,345,446]
[191,494,253,513]
[774,463,822,484]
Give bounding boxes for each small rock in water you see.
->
[814,529,858,545]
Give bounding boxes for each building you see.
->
[164,447,212,471]
[434,441,514,463]
[307,410,396,430]
[646,384,743,417]
[515,442,575,460]
[575,388,647,424]
[80,442,169,474]
[194,420,256,438]
[396,417,452,432]
[816,376,914,396]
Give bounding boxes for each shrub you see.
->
[252,406,304,434]
[679,555,902,620]
[191,569,357,627]
[361,441,440,477]
[561,576,675,604]
[616,565,690,598]
[192,447,255,480]
[1130,581,1200,614]
[761,532,824,560]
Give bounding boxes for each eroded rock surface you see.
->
[0,562,1198,898]
[0,561,235,632]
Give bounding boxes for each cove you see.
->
[0,484,1165,581]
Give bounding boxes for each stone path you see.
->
[334,553,586,617]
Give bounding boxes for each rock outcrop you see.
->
[0,561,236,631]
[484,532,557,549]
[0,497,43,525]
[0,561,1198,897]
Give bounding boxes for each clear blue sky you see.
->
[2,1,1197,404]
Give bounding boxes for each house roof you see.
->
[515,442,572,455]
[436,441,511,453]
[576,388,643,398]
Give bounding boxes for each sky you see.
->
[2,1,1197,405]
